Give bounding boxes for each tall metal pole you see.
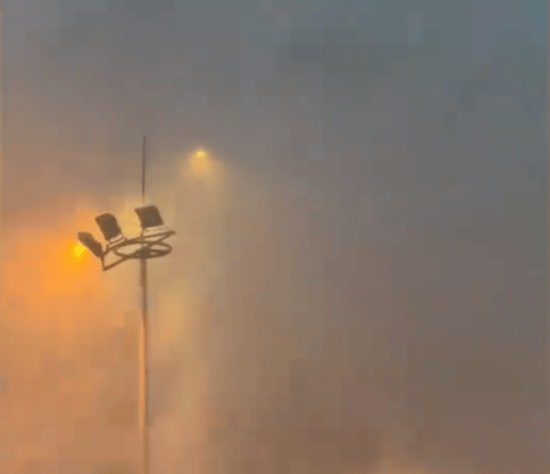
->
[140,135,150,474]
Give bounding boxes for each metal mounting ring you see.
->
[113,241,172,260]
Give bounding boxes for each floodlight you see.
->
[95,213,122,241]
[135,206,164,229]
[77,232,103,258]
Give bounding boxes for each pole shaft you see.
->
[141,257,149,474]
[142,136,146,205]
[141,134,149,474]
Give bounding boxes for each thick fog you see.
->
[1,1,547,473]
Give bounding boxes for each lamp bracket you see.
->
[101,229,175,271]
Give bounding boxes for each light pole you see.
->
[78,136,174,474]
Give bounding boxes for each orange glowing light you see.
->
[73,242,87,259]
[196,149,206,158]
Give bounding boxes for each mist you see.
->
[1,1,547,473]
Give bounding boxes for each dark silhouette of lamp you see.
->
[95,213,124,241]
[135,205,164,229]
[77,232,104,258]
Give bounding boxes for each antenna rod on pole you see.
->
[142,135,146,205]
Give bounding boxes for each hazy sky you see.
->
[1,1,548,473]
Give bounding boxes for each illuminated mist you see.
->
[1,1,547,474]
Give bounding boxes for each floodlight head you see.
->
[77,232,103,258]
[135,205,164,229]
[95,213,122,241]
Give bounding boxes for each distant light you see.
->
[95,213,122,241]
[188,148,214,179]
[135,205,164,229]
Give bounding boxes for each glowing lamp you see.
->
[77,232,103,258]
